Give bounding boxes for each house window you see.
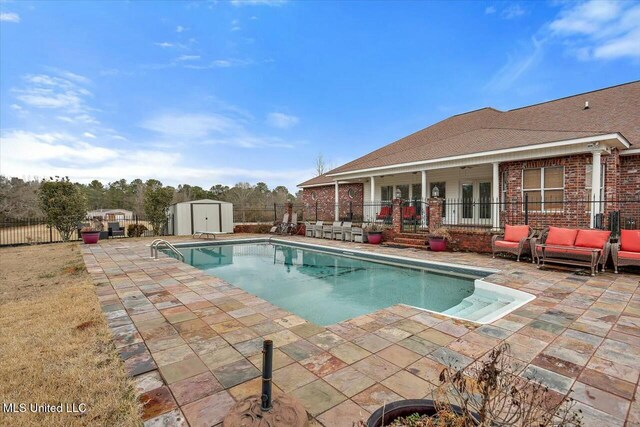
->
[311,191,317,201]
[347,188,355,199]
[522,166,564,212]
[397,184,409,200]
[411,183,422,201]
[381,186,393,201]
[585,164,605,211]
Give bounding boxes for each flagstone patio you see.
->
[82,234,640,427]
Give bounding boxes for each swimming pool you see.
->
[164,239,534,326]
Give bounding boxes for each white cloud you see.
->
[140,113,240,139]
[83,132,97,139]
[266,112,299,129]
[176,25,186,33]
[486,37,544,91]
[230,0,288,6]
[485,6,496,15]
[0,130,307,189]
[176,55,201,61]
[155,42,175,48]
[549,0,640,60]
[183,58,253,69]
[502,4,525,19]
[13,73,93,114]
[0,12,20,23]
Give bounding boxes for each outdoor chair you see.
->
[351,226,365,243]
[334,221,352,240]
[323,221,341,239]
[402,206,421,222]
[285,212,299,235]
[612,229,640,273]
[108,222,125,237]
[270,213,289,234]
[343,222,356,241]
[314,221,324,238]
[304,221,314,237]
[492,224,534,262]
[376,206,392,222]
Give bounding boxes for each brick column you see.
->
[428,198,443,233]
[391,198,402,233]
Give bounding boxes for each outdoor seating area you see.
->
[491,225,619,276]
[306,220,366,242]
[270,213,301,235]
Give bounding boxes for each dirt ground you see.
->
[0,243,141,426]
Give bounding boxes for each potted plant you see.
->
[428,226,451,252]
[80,226,100,244]
[364,343,582,427]
[364,223,383,244]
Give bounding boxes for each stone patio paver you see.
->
[83,234,640,426]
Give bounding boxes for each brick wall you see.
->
[619,154,640,228]
[498,152,618,229]
[448,230,493,253]
[301,183,364,221]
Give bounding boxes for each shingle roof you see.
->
[298,81,639,187]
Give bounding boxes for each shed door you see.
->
[192,204,220,233]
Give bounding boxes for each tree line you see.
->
[0,175,300,219]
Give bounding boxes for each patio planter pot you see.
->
[81,231,100,244]
[367,231,382,244]
[367,399,474,427]
[428,237,447,251]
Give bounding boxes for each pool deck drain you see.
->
[83,234,640,427]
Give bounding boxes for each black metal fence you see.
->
[0,215,157,246]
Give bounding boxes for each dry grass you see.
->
[0,243,141,427]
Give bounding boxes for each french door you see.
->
[460,181,492,224]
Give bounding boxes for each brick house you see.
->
[298,81,640,233]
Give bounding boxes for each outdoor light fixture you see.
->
[395,188,402,199]
[432,186,440,197]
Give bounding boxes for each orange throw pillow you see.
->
[504,225,529,242]
[545,227,578,246]
[574,230,611,249]
[621,230,640,252]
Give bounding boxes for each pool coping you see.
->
[165,237,535,326]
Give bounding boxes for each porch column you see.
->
[590,150,602,228]
[492,162,500,230]
[334,181,340,221]
[370,176,376,222]
[421,170,427,225]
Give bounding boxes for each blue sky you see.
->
[1,0,639,192]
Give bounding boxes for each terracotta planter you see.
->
[428,237,447,251]
[367,399,473,427]
[81,231,100,244]
[367,232,382,244]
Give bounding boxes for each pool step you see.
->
[381,241,429,250]
[444,293,512,322]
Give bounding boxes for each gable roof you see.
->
[299,81,639,187]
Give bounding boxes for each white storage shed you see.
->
[167,199,234,236]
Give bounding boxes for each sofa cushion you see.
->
[495,240,520,249]
[618,250,640,260]
[504,225,529,242]
[545,227,579,247]
[620,230,640,253]
[574,229,611,249]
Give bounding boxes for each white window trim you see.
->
[501,170,508,211]
[522,166,565,213]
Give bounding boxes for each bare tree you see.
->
[315,153,331,176]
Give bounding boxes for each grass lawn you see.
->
[0,243,140,426]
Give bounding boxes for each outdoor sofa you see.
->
[611,229,640,273]
[531,226,611,276]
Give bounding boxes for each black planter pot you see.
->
[367,399,472,427]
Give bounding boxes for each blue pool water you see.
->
[168,242,479,325]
